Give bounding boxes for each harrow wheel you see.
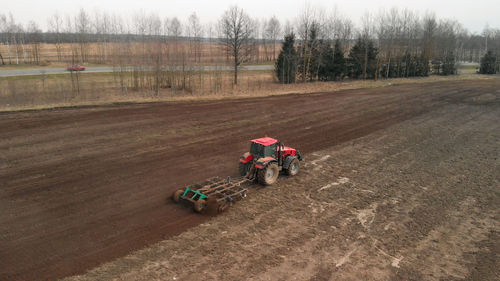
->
[257,163,279,185]
[194,199,207,213]
[172,189,184,203]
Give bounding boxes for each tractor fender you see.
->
[255,157,277,169]
[296,150,304,161]
[283,155,298,169]
[240,152,253,163]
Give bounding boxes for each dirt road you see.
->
[1,79,499,280]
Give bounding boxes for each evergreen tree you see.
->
[381,54,428,78]
[347,38,378,79]
[317,40,346,81]
[441,51,456,75]
[417,54,431,77]
[479,51,497,74]
[332,40,346,80]
[275,33,298,84]
[308,24,321,82]
[317,43,333,81]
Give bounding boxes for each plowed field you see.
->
[1,79,499,280]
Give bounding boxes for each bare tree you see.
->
[75,8,91,62]
[219,5,255,85]
[297,7,312,82]
[265,16,281,61]
[283,20,294,36]
[27,21,41,64]
[325,7,354,53]
[149,14,163,96]
[64,14,73,33]
[296,4,321,82]
[48,12,63,61]
[482,24,492,52]
[258,19,268,61]
[168,17,182,38]
[92,10,111,64]
[434,19,461,74]
[420,13,436,72]
[0,14,9,65]
[360,12,375,79]
[187,12,203,63]
[252,19,261,62]
[0,13,20,65]
[167,17,183,66]
[375,7,401,78]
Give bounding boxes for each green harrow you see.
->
[172,176,249,213]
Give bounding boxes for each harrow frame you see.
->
[175,176,249,213]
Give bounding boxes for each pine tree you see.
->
[317,43,333,81]
[308,24,321,82]
[332,40,346,80]
[417,54,431,77]
[275,33,297,84]
[348,38,378,79]
[479,51,497,74]
[317,40,346,81]
[441,51,456,75]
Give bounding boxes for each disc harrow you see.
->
[173,176,249,213]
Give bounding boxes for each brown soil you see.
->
[1,79,499,281]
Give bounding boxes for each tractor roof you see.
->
[251,137,278,146]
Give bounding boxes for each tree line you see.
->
[276,7,500,83]
[0,9,280,66]
[1,5,499,89]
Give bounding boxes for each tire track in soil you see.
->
[0,79,498,281]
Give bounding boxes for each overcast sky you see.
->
[2,0,499,33]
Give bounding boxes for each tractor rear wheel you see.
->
[172,189,184,202]
[239,162,252,176]
[257,163,279,185]
[285,158,300,176]
[194,199,207,213]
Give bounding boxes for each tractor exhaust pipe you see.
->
[278,140,282,167]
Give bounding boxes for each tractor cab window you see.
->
[250,142,277,158]
[250,142,265,158]
[264,143,277,158]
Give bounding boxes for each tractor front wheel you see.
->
[172,189,184,202]
[257,163,279,185]
[194,199,207,213]
[239,162,252,176]
[285,158,300,176]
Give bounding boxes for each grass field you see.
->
[0,41,279,67]
[0,63,494,112]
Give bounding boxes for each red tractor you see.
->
[172,137,303,213]
[239,137,303,185]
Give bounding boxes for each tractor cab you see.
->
[249,137,278,159]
